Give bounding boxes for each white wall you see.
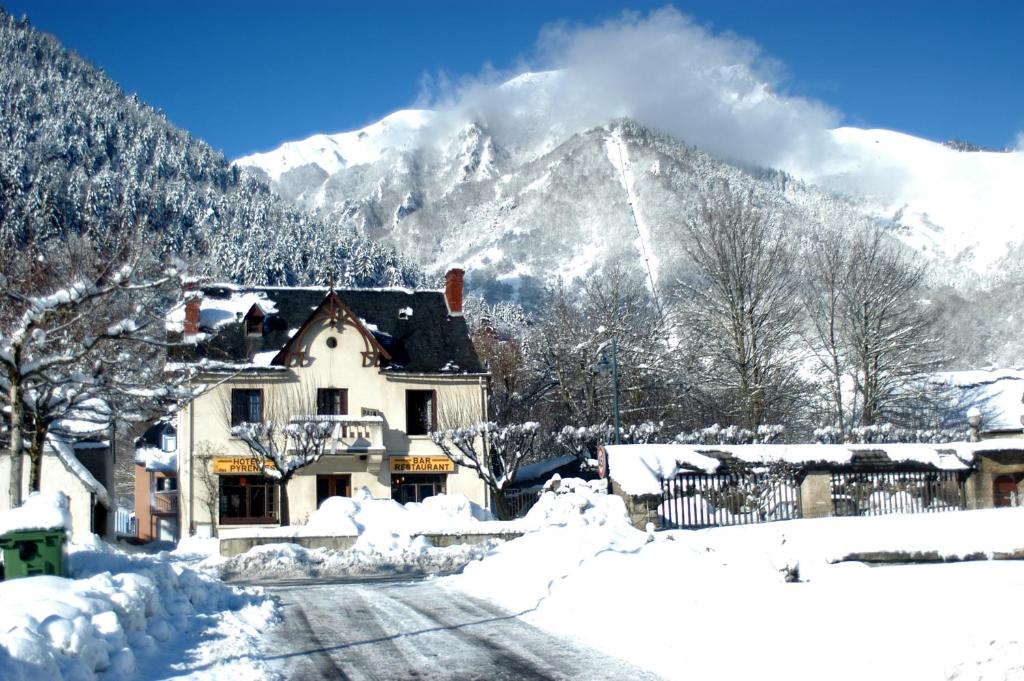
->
[0,452,105,543]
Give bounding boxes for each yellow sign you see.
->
[390,456,455,473]
[212,457,276,474]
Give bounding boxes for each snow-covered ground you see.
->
[0,493,278,681]
[10,482,1024,679]
[450,478,1024,681]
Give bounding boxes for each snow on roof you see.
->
[512,455,577,485]
[135,446,177,473]
[606,444,720,496]
[933,368,1024,433]
[197,291,278,330]
[47,436,111,508]
[0,490,72,535]
[605,442,1007,496]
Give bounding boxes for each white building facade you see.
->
[173,269,490,535]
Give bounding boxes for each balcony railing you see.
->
[290,415,385,454]
[152,491,179,514]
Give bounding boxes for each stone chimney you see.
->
[967,407,982,443]
[183,283,202,336]
[445,265,465,316]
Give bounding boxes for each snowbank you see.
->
[220,490,498,540]
[213,491,504,580]
[0,491,72,536]
[0,540,277,681]
[451,480,1024,681]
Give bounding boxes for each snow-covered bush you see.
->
[674,423,785,445]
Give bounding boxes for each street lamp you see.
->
[593,338,621,445]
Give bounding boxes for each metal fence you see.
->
[504,488,543,519]
[660,471,802,529]
[115,507,137,537]
[830,470,967,516]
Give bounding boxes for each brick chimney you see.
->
[183,283,202,336]
[444,265,465,317]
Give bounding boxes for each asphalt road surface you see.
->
[255,575,665,680]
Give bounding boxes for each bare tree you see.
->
[533,266,683,430]
[194,443,223,537]
[675,187,805,430]
[840,226,943,426]
[801,226,852,431]
[225,382,333,526]
[430,397,538,520]
[0,231,189,507]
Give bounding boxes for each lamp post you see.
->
[594,338,621,445]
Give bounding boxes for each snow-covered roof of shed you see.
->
[605,442,1007,496]
[933,367,1024,433]
[512,455,577,485]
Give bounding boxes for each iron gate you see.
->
[830,470,967,516]
[660,471,802,529]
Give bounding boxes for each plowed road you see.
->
[255,576,664,680]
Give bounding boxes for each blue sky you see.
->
[5,0,1022,159]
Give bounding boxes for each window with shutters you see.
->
[317,388,348,416]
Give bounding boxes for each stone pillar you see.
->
[610,478,660,530]
[800,471,833,519]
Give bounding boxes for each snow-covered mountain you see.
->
[801,127,1024,273]
[235,72,1024,295]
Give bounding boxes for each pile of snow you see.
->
[215,540,495,582]
[222,489,498,540]
[0,491,72,536]
[214,491,504,580]
[0,540,277,681]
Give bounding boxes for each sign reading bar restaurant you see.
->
[212,457,276,474]
[390,456,455,473]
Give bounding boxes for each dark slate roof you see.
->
[170,285,485,375]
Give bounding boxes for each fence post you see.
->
[800,470,833,519]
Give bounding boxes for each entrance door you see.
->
[391,474,446,504]
[994,475,1018,507]
[316,475,352,508]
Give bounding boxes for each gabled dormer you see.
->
[242,304,265,336]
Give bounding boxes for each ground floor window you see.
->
[391,474,446,504]
[317,474,352,508]
[220,475,278,525]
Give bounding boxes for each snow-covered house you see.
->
[169,267,489,535]
[133,421,179,542]
[0,432,114,544]
[935,368,1024,439]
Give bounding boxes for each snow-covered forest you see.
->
[0,11,423,290]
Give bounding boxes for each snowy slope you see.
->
[236,109,434,182]
[806,127,1024,271]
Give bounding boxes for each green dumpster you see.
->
[0,529,67,579]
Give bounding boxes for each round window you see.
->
[325,336,338,348]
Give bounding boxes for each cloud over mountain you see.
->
[419,7,840,172]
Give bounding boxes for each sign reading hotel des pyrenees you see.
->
[389,456,455,473]
[211,457,277,474]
